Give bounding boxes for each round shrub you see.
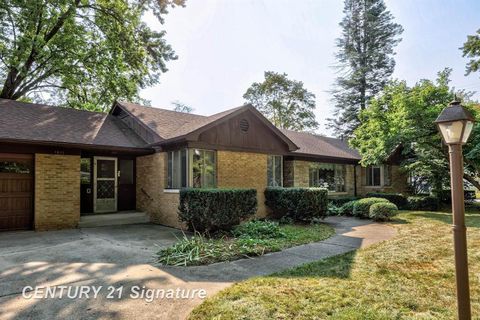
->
[339,200,358,216]
[369,202,398,221]
[366,192,408,209]
[353,197,389,218]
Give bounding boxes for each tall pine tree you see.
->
[330,0,403,138]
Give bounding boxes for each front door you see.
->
[94,157,117,213]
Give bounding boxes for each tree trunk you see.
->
[463,174,480,191]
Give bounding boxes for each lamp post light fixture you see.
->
[435,100,475,320]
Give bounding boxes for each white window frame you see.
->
[267,155,283,187]
[365,165,383,187]
[166,149,189,189]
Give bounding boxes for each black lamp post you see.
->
[435,100,475,320]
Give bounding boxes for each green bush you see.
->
[327,203,342,216]
[339,200,358,216]
[440,190,476,203]
[178,188,257,233]
[366,192,408,209]
[407,195,439,211]
[157,233,229,266]
[328,196,359,207]
[353,197,390,218]
[264,187,328,222]
[232,220,285,239]
[369,202,398,221]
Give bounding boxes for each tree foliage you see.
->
[172,100,193,113]
[0,0,185,111]
[350,69,480,193]
[462,28,480,75]
[330,0,403,138]
[243,71,318,131]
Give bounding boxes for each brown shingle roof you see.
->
[280,128,361,160]
[115,101,244,140]
[0,99,147,149]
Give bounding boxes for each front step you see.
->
[79,212,150,228]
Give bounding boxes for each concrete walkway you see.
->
[0,217,396,320]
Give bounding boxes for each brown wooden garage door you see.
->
[0,154,33,231]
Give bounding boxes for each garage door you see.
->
[0,154,33,231]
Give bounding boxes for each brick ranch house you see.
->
[0,98,408,231]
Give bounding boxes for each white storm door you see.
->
[94,157,118,213]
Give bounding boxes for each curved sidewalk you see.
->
[0,216,396,320]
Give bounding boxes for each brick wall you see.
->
[283,160,356,197]
[136,153,182,228]
[357,165,409,196]
[217,151,268,218]
[34,154,80,231]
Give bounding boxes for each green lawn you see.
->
[189,211,480,319]
[157,222,334,266]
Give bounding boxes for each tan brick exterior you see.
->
[136,150,270,229]
[217,151,268,218]
[357,165,409,196]
[283,160,356,197]
[283,160,408,197]
[136,153,182,228]
[34,154,80,231]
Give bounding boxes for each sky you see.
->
[141,0,480,136]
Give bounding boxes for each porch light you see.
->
[435,101,475,144]
[435,99,476,320]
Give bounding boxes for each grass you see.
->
[189,210,480,319]
[157,221,335,266]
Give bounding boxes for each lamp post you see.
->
[435,100,475,320]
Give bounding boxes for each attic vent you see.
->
[239,119,249,133]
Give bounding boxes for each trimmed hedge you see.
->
[339,200,358,216]
[366,192,408,209]
[440,189,476,203]
[407,195,439,211]
[264,187,328,221]
[369,202,398,221]
[328,196,359,207]
[353,197,389,218]
[178,188,257,233]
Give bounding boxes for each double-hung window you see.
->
[167,149,188,189]
[167,149,216,189]
[365,165,392,187]
[366,166,382,187]
[267,155,283,187]
[309,163,346,192]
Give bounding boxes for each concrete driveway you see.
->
[0,218,396,320]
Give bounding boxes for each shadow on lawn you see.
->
[416,211,480,227]
[270,250,358,280]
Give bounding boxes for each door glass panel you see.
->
[119,160,133,185]
[97,180,115,199]
[80,158,91,184]
[97,160,115,178]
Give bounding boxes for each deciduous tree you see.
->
[351,69,480,193]
[0,0,185,111]
[243,71,318,131]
